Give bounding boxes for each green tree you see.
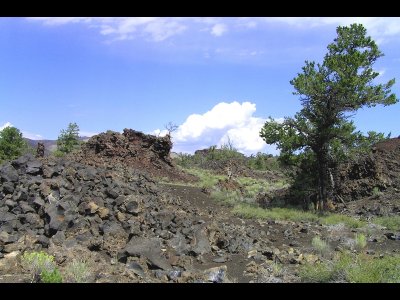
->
[57,122,80,154]
[0,126,29,163]
[260,24,398,210]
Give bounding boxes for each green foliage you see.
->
[354,233,367,250]
[260,24,398,208]
[373,215,400,231]
[247,152,282,171]
[57,122,80,154]
[371,186,382,197]
[21,251,62,283]
[311,236,330,256]
[53,149,66,158]
[40,268,63,283]
[346,254,400,283]
[299,260,334,283]
[300,252,400,283]
[0,126,29,163]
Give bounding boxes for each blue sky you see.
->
[1,17,400,155]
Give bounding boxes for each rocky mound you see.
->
[336,137,400,202]
[0,154,274,282]
[73,129,196,182]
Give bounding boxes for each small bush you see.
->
[41,268,63,283]
[64,259,91,283]
[311,236,330,256]
[371,186,382,197]
[354,233,367,250]
[21,251,62,283]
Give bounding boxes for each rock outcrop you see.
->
[336,138,400,201]
[73,129,195,182]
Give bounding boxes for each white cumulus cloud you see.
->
[262,17,400,43]
[153,101,280,156]
[0,122,44,140]
[28,17,400,46]
[0,122,13,131]
[211,23,228,37]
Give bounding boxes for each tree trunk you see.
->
[317,149,328,211]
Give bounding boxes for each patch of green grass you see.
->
[373,215,400,231]
[184,167,226,189]
[232,204,369,230]
[347,255,400,283]
[299,260,334,283]
[211,190,243,206]
[232,204,319,222]
[300,252,400,283]
[320,214,366,229]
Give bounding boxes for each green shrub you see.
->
[53,149,66,158]
[371,186,382,197]
[311,236,330,256]
[41,268,63,283]
[354,233,367,250]
[21,251,62,283]
[0,126,30,163]
[299,261,334,283]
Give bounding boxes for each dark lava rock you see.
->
[0,164,19,182]
[385,232,400,241]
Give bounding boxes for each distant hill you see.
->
[24,136,90,154]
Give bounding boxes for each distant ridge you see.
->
[24,136,90,153]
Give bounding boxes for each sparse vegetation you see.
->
[354,233,367,250]
[232,203,369,230]
[232,204,320,222]
[320,214,366,229]
[300,252,400,283]
[63,259,91,283]
[21,251,63,283]
[372,186,383,197]
[311,236,330,256]
[373,215,400,231]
